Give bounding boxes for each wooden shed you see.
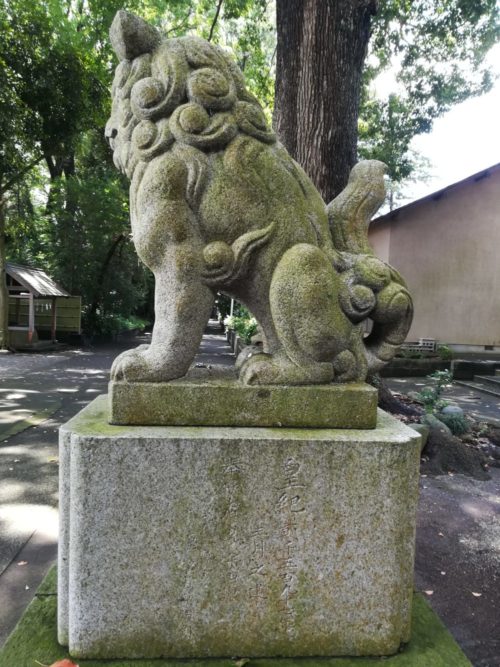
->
[6,262,81,347]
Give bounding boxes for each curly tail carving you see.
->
[328,160,387,254]
[200,221,276,287]
[327,160,413,375]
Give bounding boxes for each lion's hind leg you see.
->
[239,243,360,386]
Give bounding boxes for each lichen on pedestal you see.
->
[59,396,421,660]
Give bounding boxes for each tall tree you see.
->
[274,0,377,203]
[274,0,499,202]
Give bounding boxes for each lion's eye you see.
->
[131,77,165,110]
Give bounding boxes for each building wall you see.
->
[368,221,391,263]
[368,167,500,347]
[8,296,82,333]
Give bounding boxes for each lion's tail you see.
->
[328,160,413,375]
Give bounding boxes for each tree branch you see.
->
[0,155,44,196]
[166,8,194,36]
[208,0,224,42]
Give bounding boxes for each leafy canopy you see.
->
[360,0,499,189]
[0,0,498,333]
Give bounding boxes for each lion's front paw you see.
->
[239,353,334,386]
[110,345,190,382]
[110,347,153,382]
[238,353,278,385]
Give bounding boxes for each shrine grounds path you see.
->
[0,322,499,666]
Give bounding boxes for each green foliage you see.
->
[0,0,113,188]
[416,370,453,414]
[232,302,251,318]
[360,0,499,188]
[132,0,276,114]
[396,347,437,359]
[86,313,150,337]
[5,131,151,336]
[225,309,258,345]
[215,293,232,320]
[436,344,454,360]
[439,411,469,435]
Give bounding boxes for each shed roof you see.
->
[6,262,71,298]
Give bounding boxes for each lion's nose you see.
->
[105,123,118,139]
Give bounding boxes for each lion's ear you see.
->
[110,10,161,60]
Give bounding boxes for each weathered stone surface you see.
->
[109,367,377,428]
[422,413,452,436]
[109,9,161,60]
[59,395,420,660]
[409,423,429,451]
[2,568,474,667]
[105,10,413,388]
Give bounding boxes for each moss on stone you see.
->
[36,564,57,594]
[109,378,377,428]
[0,567,470,667]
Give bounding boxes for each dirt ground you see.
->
[414,470,500,666]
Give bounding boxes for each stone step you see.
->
[455,379,500,399]
[474,374,500,389]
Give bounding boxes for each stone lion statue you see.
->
[106,10,413,385]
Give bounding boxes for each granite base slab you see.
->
[108,367,377,428]
[59,395,420,660]
[0,566,472,667]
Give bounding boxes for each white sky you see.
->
[374,43,500,204]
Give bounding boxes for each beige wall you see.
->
[368,167,500,347]
[368,220,391,263]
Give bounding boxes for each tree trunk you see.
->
[0,201,9,349]
[88,232,126,321]
[274,0,377,203]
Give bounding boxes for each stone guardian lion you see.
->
[105,10,413,386]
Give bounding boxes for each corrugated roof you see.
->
[6,262,71,297]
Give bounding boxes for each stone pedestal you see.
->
[108,370,378,428]
[58,395,420,660]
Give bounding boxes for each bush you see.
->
[415,370,453,414]
[397,348,424,359]
[84,312,150,336]
[439,412,469,435]
[225,314,258,345]
[436,344,453,360]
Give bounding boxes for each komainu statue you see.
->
[106,10,413,386]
